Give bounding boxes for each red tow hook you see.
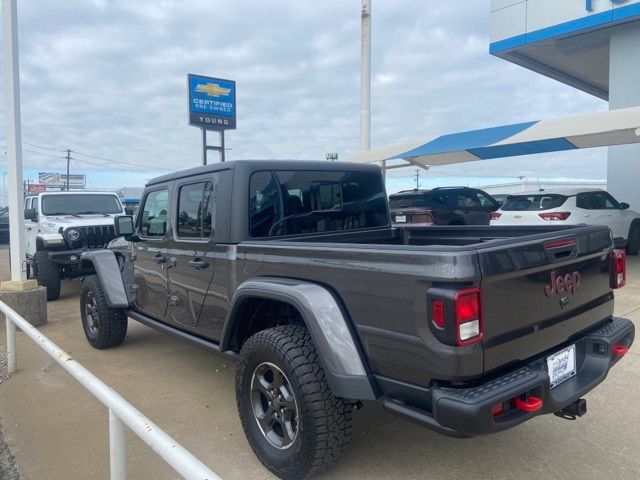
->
[513,396,543,413]
[612,345,629,356]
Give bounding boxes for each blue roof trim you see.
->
[398,121,538,158]
[490,3,640,54]
[613,2,640,20]
[489,34,527,54]
[469,138,577,160]
[525,9,612,44]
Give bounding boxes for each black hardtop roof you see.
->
[146,159,382,187]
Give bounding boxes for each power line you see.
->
[71,149,174,171]
[22,141,65,153]
[11,140,175,172]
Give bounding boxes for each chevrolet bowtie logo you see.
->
[195,83,231,97]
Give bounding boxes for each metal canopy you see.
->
[347,106,640,169]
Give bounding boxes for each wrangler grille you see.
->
[64,225,116,249]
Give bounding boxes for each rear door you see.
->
[166,175,217,332]
[133,186,170,319]
[454,190,487,225]
[478,226,614,373]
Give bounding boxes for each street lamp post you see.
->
[2,0,27,281]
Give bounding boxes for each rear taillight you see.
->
[539,212,571,221]
[412,212,435,225]
[490,212,502,220]
[454,288,482,345]
[610,249,626,289]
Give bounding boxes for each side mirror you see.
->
[124,206,135,216]
[24,208,37,221]
[115,215,137,241]
[620,202,630,210]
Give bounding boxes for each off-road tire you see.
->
[627,223,640,255]
[34,251,61,301]
[81,275,128,349]
[236,325,353,479]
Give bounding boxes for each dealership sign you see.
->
[38,172,86,189]
[188,74,236,130]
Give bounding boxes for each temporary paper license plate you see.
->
[547,344,576,388]
[395,215,407,223]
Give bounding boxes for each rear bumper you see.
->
[382,317,634,437]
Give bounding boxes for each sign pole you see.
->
[220,131,225,162]
[202,128,207,165]
[2,0,27,281]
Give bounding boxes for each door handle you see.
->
[154,253,167,264]
[189,258,209,270]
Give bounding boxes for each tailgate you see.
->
[479,226,615,374]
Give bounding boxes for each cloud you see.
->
[0,0,606,187]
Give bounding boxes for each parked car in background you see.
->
[491,188,640,254]
[24,191,128,300]
[389,187,500,226]
[0,207,9,244]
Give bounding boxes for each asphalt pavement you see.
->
[0,248,639,480]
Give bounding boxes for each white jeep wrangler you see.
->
[23,191,128,300]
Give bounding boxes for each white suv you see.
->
[491,188,640,254]
[23,191,127,300]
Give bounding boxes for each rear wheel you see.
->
[236,325,353,479]
[627,224,640,255]
[34,251,61,301]
[81,275,128,349]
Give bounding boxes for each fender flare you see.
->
[222,277,380,401]
[80,250,129,308]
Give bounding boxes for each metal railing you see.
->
[1,300,221,480]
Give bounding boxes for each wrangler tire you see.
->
[81,275,127,349]
[236,325,353,479]
[34,251,61,301]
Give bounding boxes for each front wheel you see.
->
[81,275,128,349]
[34,251,61,300]
[236,326,353,479]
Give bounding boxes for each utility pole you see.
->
[415,170,420,189]
[66,149,71,191]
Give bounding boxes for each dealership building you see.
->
[491,0,640,208]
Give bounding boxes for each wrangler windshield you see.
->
[42,194,123,215]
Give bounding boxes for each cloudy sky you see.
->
[0,0,607,196]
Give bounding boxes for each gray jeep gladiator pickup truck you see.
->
[78,160,634,479]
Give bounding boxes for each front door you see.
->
[167,176,217,333]
[133,187,170,319]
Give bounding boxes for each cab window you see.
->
[176,180,216,239]
[139,189,169,237]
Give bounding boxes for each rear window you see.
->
[249,170,388,237]
[389,194,429,209]
[501,194,567,211]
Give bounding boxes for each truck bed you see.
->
[238,223,614,386]
[262,224,590,248]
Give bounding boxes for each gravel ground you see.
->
[0,344,21,479]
